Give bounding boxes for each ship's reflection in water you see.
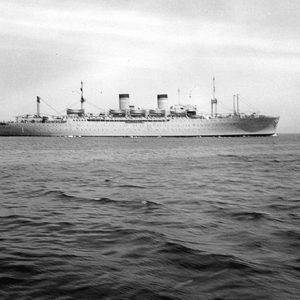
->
[0,135,298,299]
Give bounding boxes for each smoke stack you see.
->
[119,94,130,110]
[157,94,168,110]
[236,94,239,115]
[37,96,40,117]
[233,94,236,114]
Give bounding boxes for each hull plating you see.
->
[0,116,279,137]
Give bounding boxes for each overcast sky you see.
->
[0,0,299,132]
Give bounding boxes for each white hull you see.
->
[0,116,279,137]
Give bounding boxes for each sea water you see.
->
[0,135,299,299]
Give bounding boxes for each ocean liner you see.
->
[0,80,279,137]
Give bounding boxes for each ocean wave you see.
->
[267,203,300,211]
[217,154,257,162]
[118,184,146,189]
[157,241,273,275]
[42,190,160,206]
[273,229,300,241]
[0,276,25,287]
[0,135,299,299]
[229,211,270,221]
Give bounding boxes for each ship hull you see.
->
[0,116,279,137]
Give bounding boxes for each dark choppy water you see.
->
[0,135,299,299]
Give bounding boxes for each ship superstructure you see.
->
[0,80,279,137]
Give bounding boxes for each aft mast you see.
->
[36,96,41,117]
[211,77,217,117]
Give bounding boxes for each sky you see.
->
[0,0,299,132]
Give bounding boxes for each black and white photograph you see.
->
[0,0,299,299]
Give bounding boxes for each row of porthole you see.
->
[29,121,232,127]
[22,124,231,131]
[72,126,193,129]
[71,124,220,129]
